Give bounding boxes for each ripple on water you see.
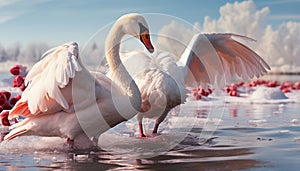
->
[0,86,299,170]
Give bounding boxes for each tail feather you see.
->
[4,128,28,141]
[9,101,33,119]
[4,118,32,141]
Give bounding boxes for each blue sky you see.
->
[0,0,300,45]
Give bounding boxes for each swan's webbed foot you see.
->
[151,128,160,137]
[140,133,146,138]
[151,132,159,137]
[138,123,161,138]
[152,126,158,135]
[151,113,167,137]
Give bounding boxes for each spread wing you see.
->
[9,42,82,119]
[179,33,270,89]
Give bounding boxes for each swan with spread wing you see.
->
[108,33,270,137]
[3,13,154,147]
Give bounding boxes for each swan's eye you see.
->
[139,23,148,34]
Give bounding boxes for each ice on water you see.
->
[224,87,300,104]
[1,73,300,153]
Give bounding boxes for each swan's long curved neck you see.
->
[105,22,141,111]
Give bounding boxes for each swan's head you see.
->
[118,13,154,53]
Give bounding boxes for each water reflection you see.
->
[13,135,260,171]
[0,102,299,170]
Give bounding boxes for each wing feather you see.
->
[9,42,82,119]
[181,33,270,89]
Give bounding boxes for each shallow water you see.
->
[0,73,300,170]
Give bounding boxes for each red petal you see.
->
[0,90,11,100]
[13,75,24,87]
[0,111,10,126]
[10,95,21,106]
[10,66,21,76]
[0,93,7,106]
[3,103,12,110]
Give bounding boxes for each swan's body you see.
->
[4,13,154,146]
[109,33,270,137]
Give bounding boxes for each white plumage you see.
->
[108,33,270,137]
[9,42,84,118]
[4,13,154,147]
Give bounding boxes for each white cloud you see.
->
[156,20,201,58]
[202,0,270,39]
[0,0,22,25]
[0,0,51,25]
[0,0,20,7]
[156,0,300,73]
[259,21,300,72]
[0,16,14,24]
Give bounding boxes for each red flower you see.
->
[0,90,11,101]
[10,95,21,106]
[0,93,7,106]
[3,103,12,110]
[267,81,278,88]
[13,75,25,88]
[294,81,300,90]
[282,88,291,93]
[194,94,202,100]
[0,111,10,126]
[228,90,239,97]
[10,65,21,76]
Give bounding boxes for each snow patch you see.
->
[250,87,288,100]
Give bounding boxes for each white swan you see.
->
[3,13,154,147]
[108,33,270,137]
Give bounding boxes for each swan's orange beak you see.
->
[140,32,154,53]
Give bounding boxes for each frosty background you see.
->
[0,0,299,73]
[157,1,300,73]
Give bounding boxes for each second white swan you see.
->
[108,33,270,137]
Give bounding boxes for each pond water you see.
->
[0,73,299,170]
